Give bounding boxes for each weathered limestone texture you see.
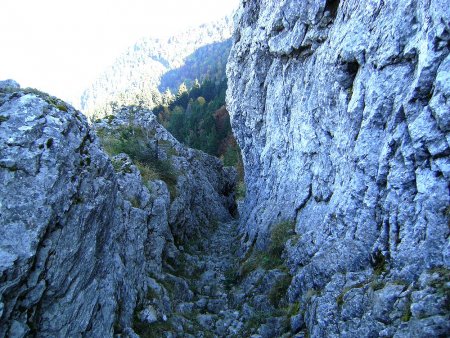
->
[227,0,449,336]
[0,87,168,337]
[0,86,235,337]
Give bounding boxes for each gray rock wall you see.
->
[0,87,235,336]
[0,88,160,337]
[227,0,449,336]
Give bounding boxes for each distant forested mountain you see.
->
[81,15,242,182]
[80,17,232,119]
[159,39,232,94]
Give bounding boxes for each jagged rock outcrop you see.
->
[0,86,170,337]
[94,106,237,243]
[227,1,449,337]
[0,80,20,91]
[0,85,235,336]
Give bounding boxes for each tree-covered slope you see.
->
[80,17,232,119]
[153,78,243,180]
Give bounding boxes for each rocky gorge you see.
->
[0,0,449,337]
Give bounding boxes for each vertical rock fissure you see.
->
[325,0,340,20]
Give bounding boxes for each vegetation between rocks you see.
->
[227,220,300,335]
[269,274,293,307]
[98,125,179,199]
[235,181,246,201]
[239,220,296,279]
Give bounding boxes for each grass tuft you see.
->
[371,249,387,276]
[269,274,292,307]
[99,125,178,200]
[238,220,296,280]
[401,299,412,322]
[236,181,246,200]
[268,220,296,259]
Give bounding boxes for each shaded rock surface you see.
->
[227,0,450,337]
[0,86,236,337]
[93,106,237,243]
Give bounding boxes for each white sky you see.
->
[0,0,240,105]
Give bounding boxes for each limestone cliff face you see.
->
[0,84,235,337]
[227,1,449,336]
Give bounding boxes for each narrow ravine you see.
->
[134,217,300,338]
[179,220,242,335]
[134,221,243,337]
[93,105,252,337]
